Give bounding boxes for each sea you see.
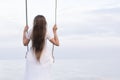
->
[0,59,120,80]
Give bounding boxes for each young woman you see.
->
[23,15,59,80]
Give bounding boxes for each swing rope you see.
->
[25,0,29,58]
[55,0,57,24]
[52,0,57,63]
[25,0,28,26]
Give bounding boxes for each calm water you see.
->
[0,59,120,80]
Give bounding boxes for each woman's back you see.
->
[26,30,53,65]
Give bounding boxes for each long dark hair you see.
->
[32,15,47,61]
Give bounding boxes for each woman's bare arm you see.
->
[23,26,30,46]
[49,24,59,46]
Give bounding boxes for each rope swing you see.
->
[52,0,57,63]
[25,0,29,58]
[25,0,58,62]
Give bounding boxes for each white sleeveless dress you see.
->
[24,29,53,80]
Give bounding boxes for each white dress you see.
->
[24,29,53,80]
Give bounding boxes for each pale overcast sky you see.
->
[0,0,120,59]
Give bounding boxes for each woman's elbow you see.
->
[55,42,60,46]
[24,43,28,46]
[23,40,28,46]
[56,44,59,46]
[23,42,28,46]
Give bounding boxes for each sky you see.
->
[0,0,120,60]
